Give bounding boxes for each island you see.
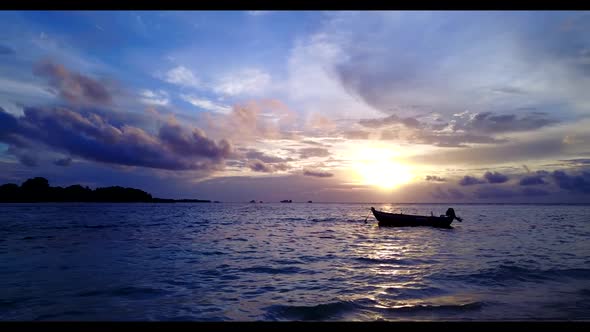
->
[0,177,212,203]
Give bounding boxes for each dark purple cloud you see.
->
[159,121,231,161]
[0,107,232,171]
[519,174,546,186]
[521,187,550,196]
[243,149,293,163]
[551,170,590,194]
[425,175,446,182]
[484,171,509,184]
[459,175,486,186]
[303,169,334,178]
[431,187,464,199]
[248,159,273,173]
[299,147,330,159]
[247,159,289,173]
[33,59,111,105]
[475,186,516,199]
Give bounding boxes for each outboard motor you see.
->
[446,208,463,222]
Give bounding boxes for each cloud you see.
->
[484,171,509,184]
[307,113,336,130]
[164,66,200,89]
[519,174,547,186]
[0,106,232,171]
[521,187,550,196]
[379,130,399,140]
[459,176,486,186]
[139,89,169,106]
[299,147,330,159]
[453,111,560,134]
[181,94,231,114]
[158,118,232,161]
[559,158,590,166]
[243,149,293,163]
[204,99,298,142]
[247,159,289,173]
[248,159,273,172]
[551,170,590,194]
[408,135,578,166]
[17,154,37,167]
[53,157,72,167]
[411,131,507,148]
[425,175,446,182]
[359,114,422,129]
[303,169,334,178]
[475,186,516,199]
[320,11,590,120]
[213,68,271,96]
[431,187,464,200]
[33,59,111,105]
[342,130,370,140]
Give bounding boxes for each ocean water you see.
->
[1,203,589,321]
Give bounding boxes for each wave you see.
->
[77,286,170,299]
[265,300,357,320]
[374,301,484,313]
[265,297,484,320]
[282,217,306,221]
[435,265,590,285]
[83,224,120,229]
[22,235,55,240]
[355,257,436,265]
[241,266,303,275]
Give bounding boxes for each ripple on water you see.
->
[77,286,171,300]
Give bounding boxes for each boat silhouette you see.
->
[370,207,462,228]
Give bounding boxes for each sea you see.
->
[1,203,589,321]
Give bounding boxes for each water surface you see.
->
[1,203,589,321]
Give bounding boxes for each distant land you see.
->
[0,177,213,203]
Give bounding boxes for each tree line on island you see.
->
[0,177,214,203]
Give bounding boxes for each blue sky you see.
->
[1,11,590,202]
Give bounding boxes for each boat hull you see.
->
[371,208,454,228]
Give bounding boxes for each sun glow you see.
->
[351,148,415,190]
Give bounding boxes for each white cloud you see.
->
[0,77,55,105]
[213,68,271,96]
[139,89,169,106]
[164,66,201,89]
[181,94,231,114]
[285,32,381,120]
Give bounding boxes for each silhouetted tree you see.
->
[20,177,50,201]
[0,177,205,203]
[0,183,20,202]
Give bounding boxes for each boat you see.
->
[370,207,462,228]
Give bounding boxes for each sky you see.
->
[1,10,590,203]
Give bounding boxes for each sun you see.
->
[351,148,415,190]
